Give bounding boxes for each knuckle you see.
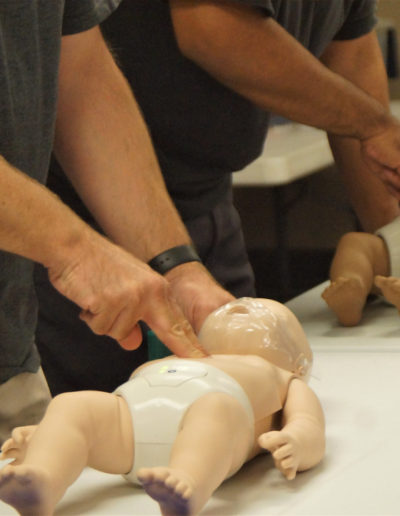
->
[101,286,122,305]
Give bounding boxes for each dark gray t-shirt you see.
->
[0,0,121,382]
[49,0,377,222]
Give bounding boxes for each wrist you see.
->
[44,214,94,273]
[357,105,393,141]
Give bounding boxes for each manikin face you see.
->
[198,298,312,379]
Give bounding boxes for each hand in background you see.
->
[361,117,400,199]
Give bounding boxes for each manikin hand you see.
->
[47,230,205,357]
[0,426,36,465]
[360,117,400,199]
[165,261,235,333]
[258,431,301,481]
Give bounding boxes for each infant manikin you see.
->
[0,297,324,516]
[118,297,314,484]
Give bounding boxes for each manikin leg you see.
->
[375,275,400,311]
[322,232,389,326]
[138,392,254,516]
[0,391,133,516]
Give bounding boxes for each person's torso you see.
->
[0,0,63,183]
[0,1,64,369]
[102,0,371,171]
[0,0,121,372]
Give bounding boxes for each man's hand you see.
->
[165,261,235,333]
[47,229,206,358]
[360,117,400,199]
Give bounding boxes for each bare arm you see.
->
[169,0,400,195]
[170,0,390,138]
[0,156,88,268]
[55,26,233,332]
[259,379,325,479]
[321,32,400,232]
[55,26,191,262]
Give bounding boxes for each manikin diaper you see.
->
[115,359,254,484]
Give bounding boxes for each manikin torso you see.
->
[132,353,296,459]
[131,297,311,462]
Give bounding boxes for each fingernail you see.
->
[172,320,194,336]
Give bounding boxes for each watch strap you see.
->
[148,244,201,275]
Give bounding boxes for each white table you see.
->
[233,100,400,187]
[233,122,333,186]
[1,284,400,515]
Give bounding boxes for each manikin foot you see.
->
[0,464,54,516]
[138,467,195,516]
[321,276,367,326]
[374,275,400,311]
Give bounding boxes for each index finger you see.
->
[143,297,208,358]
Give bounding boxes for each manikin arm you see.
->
[259,379,325,480]
[321,33,400,232]
[169,0,400,197]
[55,26,233,333]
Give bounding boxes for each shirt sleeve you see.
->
[230,0,274,16]
[62,0,123,35]
[334,0,378,40]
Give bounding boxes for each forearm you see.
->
[170,0,394,140]
[0,156,89,269]
[55,28,192,263]
[323,35,400,231]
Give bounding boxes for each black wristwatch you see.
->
[148,244,201,275]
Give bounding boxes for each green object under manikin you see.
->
[147,330,173,360]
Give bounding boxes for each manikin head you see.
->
[198,297,312,379]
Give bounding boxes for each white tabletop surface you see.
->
[233,122,333,186]
[1,283,400,515]
[233,100,400,187]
